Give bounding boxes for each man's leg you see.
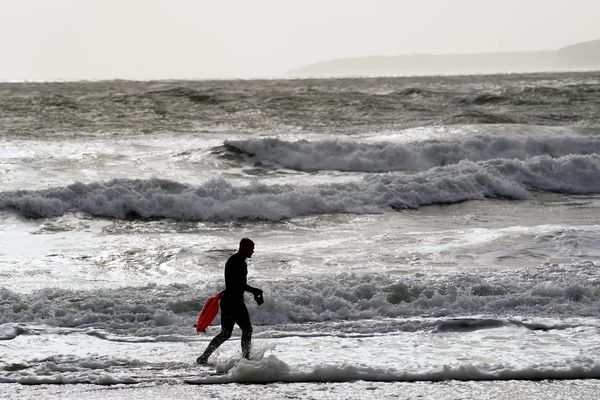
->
[235,304,253,359]
[197,314,234,364]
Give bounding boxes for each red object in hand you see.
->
[194,291,223,333]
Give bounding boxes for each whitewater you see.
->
[2,72,600,399]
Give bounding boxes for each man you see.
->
[197,238,263,364]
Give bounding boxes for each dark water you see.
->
[1,71,599,138]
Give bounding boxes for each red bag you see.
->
[194,291,223,333]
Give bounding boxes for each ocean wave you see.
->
[459,93,511,105]
[224,133,600,172]
[189,355,600,384]
[0,324,26,340]
[2,154,600,221]
[4,353,598,385]
[449,110,517,124]
[144,86,220,104]
[1,262,598,337]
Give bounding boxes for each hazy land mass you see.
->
[288,39,600,77]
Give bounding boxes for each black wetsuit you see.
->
[199,252,256,360]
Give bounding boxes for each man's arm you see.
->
[244,284,262,295]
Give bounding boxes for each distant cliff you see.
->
[288,40,600,78]
[555,40,600,68]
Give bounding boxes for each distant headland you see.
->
[288,39,600,78]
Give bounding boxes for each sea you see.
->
[1,72,600,399]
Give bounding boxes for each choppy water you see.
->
[1,72,600,396]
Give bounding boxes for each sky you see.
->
[1,0,600,80]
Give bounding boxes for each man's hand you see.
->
[253,288,264,305]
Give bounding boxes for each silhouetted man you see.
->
[197,238,263,364]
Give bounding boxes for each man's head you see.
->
[238,238,255,258]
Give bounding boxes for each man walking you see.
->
[197,238,263,364]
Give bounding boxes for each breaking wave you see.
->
[224,132,600,172]
[1,262,598,337]
[2,154,600,221]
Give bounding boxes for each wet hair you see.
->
[239,238,254,248]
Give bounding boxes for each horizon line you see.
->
[1,68,599,84]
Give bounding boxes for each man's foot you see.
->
[196,355,209,365]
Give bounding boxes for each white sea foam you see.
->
[225,132,600,172]
[4,353,599,385]
[188,355,600,384]
[0,355,138,385]
[2,154,600,221]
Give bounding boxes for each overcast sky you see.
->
[2,0,600,80]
